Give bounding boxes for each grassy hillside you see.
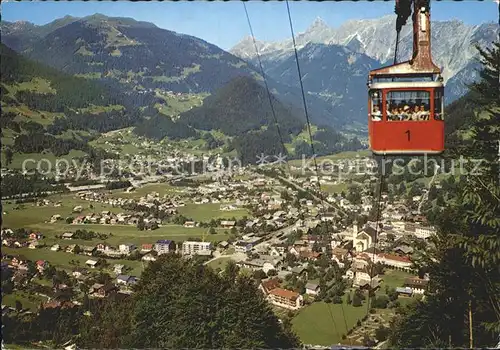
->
[181,76,304,136]
[0,43,128,168]
[1,42,365,171]
[2,15,264,96]
[154,90,208,117]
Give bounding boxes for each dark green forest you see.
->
[1,43,118,109]
[47,109,142,135]
[133,114,199,140]
[1,43,143,159]
[181,76,304,137]
[0,174,67,198]
[16,17,258,95]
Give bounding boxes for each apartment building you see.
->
[182,241,212,256]
[405,223,436,239]
[375,253,412,271]
[267,288,304,311]
[154,240,176,255]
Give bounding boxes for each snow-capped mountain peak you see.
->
[230,14,497,102]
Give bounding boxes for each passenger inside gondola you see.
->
[386,90,432,121]
[403,105,411,120]
[396,106,404,120]
[371,104,382,121]
[386,103,431,121]
[420,104,430,120]
[370,90,383,121]
[387,105,399,121]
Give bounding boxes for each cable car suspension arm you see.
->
[393,0,412,65]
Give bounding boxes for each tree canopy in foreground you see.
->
[388,41,500,349]
[79,254,300,348]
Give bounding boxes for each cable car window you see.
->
[370,90,382,121]
[386,90,431,121]
[434,89,444,120]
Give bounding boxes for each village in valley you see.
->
[1,148,443,347]
[2,0,498,346]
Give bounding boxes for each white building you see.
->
[234,241,253,253]
[375,253,412,270]
[141,253,157,262]
[352,222,377,252]
[182,241,212,256]
[118,244,136,255]
[415,226,436,239]
[267,288,304,310]
[305,283,320,296]
[404,277,429,295]
[50,244,61,251]
[85,259,99,269]
[154,240,175,255]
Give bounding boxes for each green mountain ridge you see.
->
[1,42,362,167]
[0,43,135,166]
[1,14,362,129]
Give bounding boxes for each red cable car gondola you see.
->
[368,0,444,155]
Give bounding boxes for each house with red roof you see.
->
[29,232,44,240]
[35,260,48,273]
[267,287,304,310]
[72,216,85,224]
[259,278,281,295]
[376,253,412,270]
[141,243,153,253]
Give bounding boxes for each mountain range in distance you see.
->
[1,13,496,147]
[231,15,498,106]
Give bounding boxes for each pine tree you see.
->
[470,42,500,108]
[389,40,500,348]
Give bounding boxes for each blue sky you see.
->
[2,1,498,50]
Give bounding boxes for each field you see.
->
[152,64,201,84]
[378,269,413,290]
[88,128,146,155]
[78,104,124,114]
[18,78,55,94]
[292,299,367,346]
[288,150,372,167]
[2,290,49,311]
[2,247,144,276]
[2,190,233,255]
[321,183,348,194]
[206,257,232,270]
[2,150,88,170]
[155,90,208,116]
[23,223,227,245]
[2,194,122,226]
[3,344,45,350]
[292,269,414,346]
[284,125,319,155]
[74,72,102,79]
[110,182,185,198]
[177,203,251,222]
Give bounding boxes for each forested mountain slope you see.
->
[134,76,364,164]
[0,43,139,164]
[0,44,363,167]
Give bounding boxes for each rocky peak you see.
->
[307,17,329,32]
